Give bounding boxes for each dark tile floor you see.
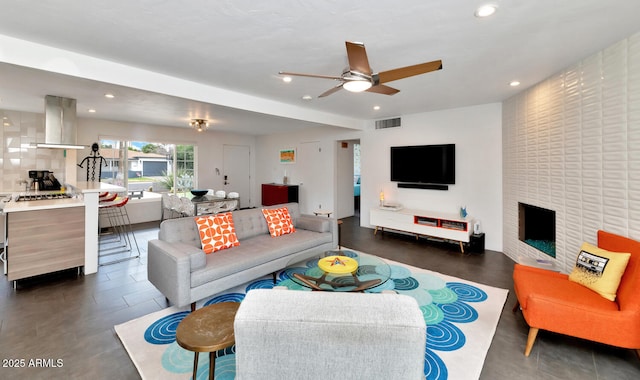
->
[0,217,639,379]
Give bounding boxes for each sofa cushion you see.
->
[159,217,201,248]
[262,207,296,237]
[190,229,332,288]
[195,213,240,254]
[568,242,631,301]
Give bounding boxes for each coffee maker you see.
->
[28,170,61,191]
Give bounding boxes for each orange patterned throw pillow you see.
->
[261,207,296,237]
[195,213,240,254]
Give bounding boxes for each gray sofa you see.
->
[235,288,427,379]
[147,202,338,309]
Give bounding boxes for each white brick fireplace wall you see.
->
[503,32,640,273]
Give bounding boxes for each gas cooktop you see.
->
[15,193,73,202]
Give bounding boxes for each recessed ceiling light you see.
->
[88,109,97,113]
[104,93,115,99]
[302,95,313,100]
[373,105,381,110]
[282,76,292,83]
[475,4,497,18]
[509,80,521,87]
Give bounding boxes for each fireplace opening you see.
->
[518,202,556,258]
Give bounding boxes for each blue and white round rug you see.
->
[116,250,508,380]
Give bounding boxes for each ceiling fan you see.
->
[279,41,442,98]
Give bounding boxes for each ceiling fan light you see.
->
[343,80,372,93]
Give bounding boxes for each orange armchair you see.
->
[512,230,640,357]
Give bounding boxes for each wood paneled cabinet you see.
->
[7,206,85,281]
[261,184,299,206]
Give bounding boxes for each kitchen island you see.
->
[3,182,126,284]
[3,193,85,283]
[69,181,126,275]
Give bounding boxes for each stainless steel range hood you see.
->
[37,95,85,149]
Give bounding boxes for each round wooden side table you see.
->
[175,302,240,380]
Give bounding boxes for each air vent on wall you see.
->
[375,117,401,129]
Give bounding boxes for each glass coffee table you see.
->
[287,249,391,292]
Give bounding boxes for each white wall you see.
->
[254,103,503,251]
[360,104,503,251]
[502,32,640,273]
[76,118,258,206]
[254,126,348,214]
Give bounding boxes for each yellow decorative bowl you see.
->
[318,255,358,274]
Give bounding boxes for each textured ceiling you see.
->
[0,0,639,134]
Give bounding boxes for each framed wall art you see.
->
[279,148,296,164]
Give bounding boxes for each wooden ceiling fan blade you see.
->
[366,84,400,96]
[345,41,372,75]
[279,71,343,80]
[318,83,344,98]
[376,60,443,84]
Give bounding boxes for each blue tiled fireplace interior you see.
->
[518,202,556,258]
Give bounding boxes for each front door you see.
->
[223,144,250,208]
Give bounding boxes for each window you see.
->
[98,139,196,195]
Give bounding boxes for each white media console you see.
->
[370,207,474,253]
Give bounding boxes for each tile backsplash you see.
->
[1,109,66,193]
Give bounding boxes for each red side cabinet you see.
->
[261,183,299,206]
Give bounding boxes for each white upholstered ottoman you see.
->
[234,289,426,380]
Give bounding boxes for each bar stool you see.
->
[100,192,118,202]
[98,195,140,265]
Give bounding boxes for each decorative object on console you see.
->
[379,190,384,206]
[460,206,467,218]
[190,189,208,197]
[474,220,482,234]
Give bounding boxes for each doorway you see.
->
[336,139,360,220]
[223,144,250,208]
[353,142,361,217]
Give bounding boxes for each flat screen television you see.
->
[390,144,455,184]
